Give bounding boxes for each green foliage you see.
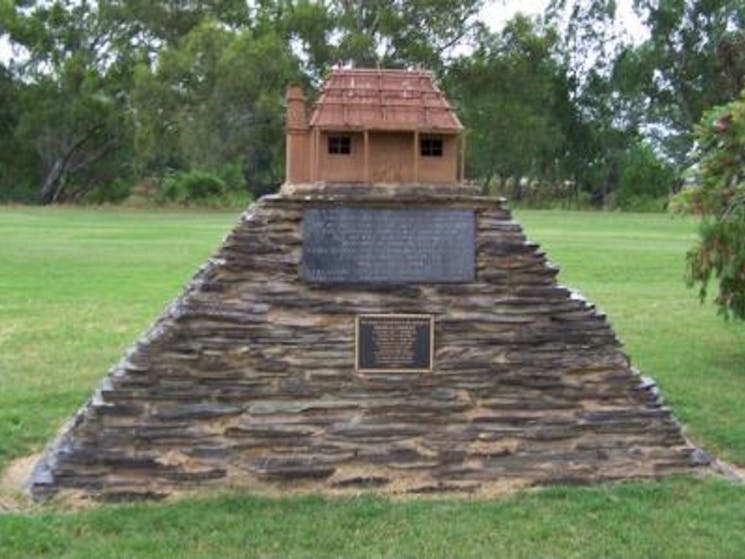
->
[154,168,251,207]
[630,0,745,163]
[543,0,745,205]
[82,178,134,205]
[0,64,39,199]
[98,0,252,48]
[687,216,745,319]
[217,159,248,191]
[446,17,574,186]
[2,1,490,204]
[331,0,484,71]
[672,90,745,319]
[615,143,676,211]
[131,21,299,197]
[1,0,745,207]
[159,169,226,203]
[0,0,136,203]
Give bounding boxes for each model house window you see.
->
[421,138,443,157]
[328,136,351,154]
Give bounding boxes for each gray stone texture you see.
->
[27,186,706,500]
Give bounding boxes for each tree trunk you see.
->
[39,158,65,204]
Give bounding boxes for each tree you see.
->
[547,0,625,87]
[0,63,38,201]
[255,0,483,80]
[15,66,131,203]
[445,16,578,190]
[332,0,483,70]
[545,0,745,205]
[1,0,497,203]
[131,21,300,196]
[6,1,134,203]
[127,1,484,196]
[628,0,745,164]
[615,141,676,210]
[98,0,252,52]
[672,90,745,319]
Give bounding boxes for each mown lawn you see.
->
[0,206,743,558]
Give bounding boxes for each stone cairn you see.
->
[28,184,708,501]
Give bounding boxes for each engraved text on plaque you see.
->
[355,314,434,373]
[302,208,475,283]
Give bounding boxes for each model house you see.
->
[285,68,465,184]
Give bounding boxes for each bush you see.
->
[616,143,676,211]
[153,168,252,207]
[82,178,133,204]
[687,211,745,319]
[216,159,247,191]
[159,169,226,203]
[0,183,38,204]
[672,89,745,319]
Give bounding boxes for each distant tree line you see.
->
[0,0,744,208]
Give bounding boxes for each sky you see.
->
[481,0,552,29]
[481,0,649,43]
[0,0,649,64]
[474,0,650,80]
[0,36,14,64]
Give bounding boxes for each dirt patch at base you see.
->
[2,454,37,492]
[0,454,39,512]
[714,459,745,482]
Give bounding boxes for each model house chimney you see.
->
[285,85,310,183]
[286,86,308,132]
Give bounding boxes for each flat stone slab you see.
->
[301,207,475,283]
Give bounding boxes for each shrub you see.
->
[616,143,676,211]
[82,178,133,204]
[159,169,226,203]
[217,159,247,191]
[153,168,252,207]
[0,183,38,204]
[672,89,745,319]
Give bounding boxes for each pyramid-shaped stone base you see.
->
[28,185,706,500]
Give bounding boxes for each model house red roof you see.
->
[308,68,463,132]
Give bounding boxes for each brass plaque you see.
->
[355,314,434,373]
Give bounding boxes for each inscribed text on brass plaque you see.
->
[355,314,434,373]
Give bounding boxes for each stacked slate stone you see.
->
[28,185,706,501]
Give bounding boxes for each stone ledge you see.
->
[279,181,489,199]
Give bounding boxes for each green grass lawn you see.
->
[1,206,744,558]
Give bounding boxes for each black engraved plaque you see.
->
[302,208,475,283]
[356,314,434,373]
